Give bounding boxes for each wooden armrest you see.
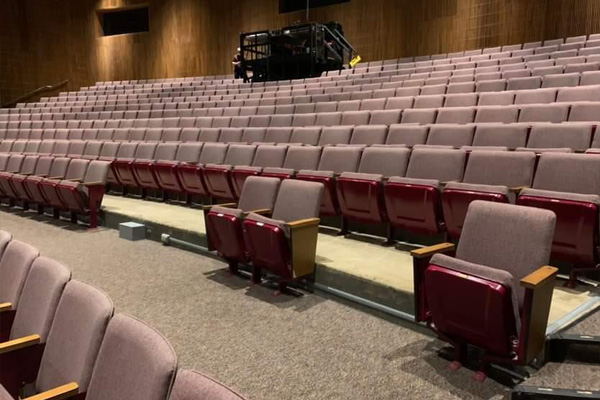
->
[0,302,12,312]
[249,208,271,215]
[520,266,558,289]
[24,382,79,400]
[0,334,40,355]
[411,243,455,259]
[202,202,237,211]
[509,186,529,194]
[288,218,320,228]
[82,181,104,187]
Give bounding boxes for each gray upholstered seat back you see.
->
[405,148,466,181]
[86,314,177,400]
[10,257,71,341]
[456,201,556,305]
[358,147,410,177]
[238,177,280,212]
[533,153,600,195]
[272,180,324,222]
[36,280,113,394]
[462,151,535,187]
[0,240,39,307]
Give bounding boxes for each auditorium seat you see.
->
[80,314,176,400]
[242,179,323,290]
[0,240,39,341]
[411,201,557,376]
[441,151,536,239]
[231,146,287,197]
[176,143,228,198]
[474,106,519,123]
[425,124,475,148]
[113,142,158,189]
[514,88,557,104]
[205,176,280,272]
[336,147,410,241]
[384,148,466,236]
[518,104,569,123]
[262,146,322,179]
[39,158,90,212]
[203,144,257,201]
[517,153,600,286]
[478,91,515,106]
[0,154,32,202]
[0,280,113,398]
[131,143,179,192]
[169,369,246,400]
[296,146,362,217]
[154,142,203,194]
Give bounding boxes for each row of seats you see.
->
[1,123,599,153]
[9,79,600,119]
[5,101,600,130]
[0,156,110,228]
[26,65,600,109]
[0,231,245,400]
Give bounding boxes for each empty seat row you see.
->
[2,123,599,154]
[0,232,244,399]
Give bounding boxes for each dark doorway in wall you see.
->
[279,0,350,14]
[98,6,149,36]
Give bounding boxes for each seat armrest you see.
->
[0,302,11,312]
[8,170,19,174]
[510,186,529,194]
[410,243,455,259]
[66,178,82,182]
[202,202,237,211]
[48,176,63,180]
[0,334,40,355]
[519,265,558,364]
[520,265,558,289]
[23,382,79,400]
[288,218,320,228]
[82,181,104,187]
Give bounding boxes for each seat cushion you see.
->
[209,205,243,219]
[387,176,440,189]
[339,172,383,182]
[0,384,13,400]
[520,188,600,228]
[431,253,520,332]
[445,182,513,202]
[245,212,290,238]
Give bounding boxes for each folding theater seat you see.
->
[23,157,71,211]
[410,201,557,375]
[76,314,177,400]
[131,143,178,192]
[261,146,322,179]
[0,154,27,202]
[336,147,410,242]
[176,143,228,198]
[153,142,202,195]
[112,142,158,189]
[295,146,362,217]
[230,145,287,197]
[205,176,281,273]
[39,158,90,214]
[54,161,111,227]
[441,151,536,240]
[0,257,70,381]
[384,148,467,236]
[0,240,39,341]
[203,144,257,201]
[0,280,113,399]
[169,369,247,400]
[242,179,323,290]
[517,153,600,286]
[423,124,475,148]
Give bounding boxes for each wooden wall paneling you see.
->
[2,0,600,104]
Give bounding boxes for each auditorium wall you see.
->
[1,0,600,104]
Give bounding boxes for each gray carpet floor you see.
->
[1,207,598,399]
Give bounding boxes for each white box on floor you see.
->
[119,222,146,241]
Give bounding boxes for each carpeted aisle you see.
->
[0,209,556,399]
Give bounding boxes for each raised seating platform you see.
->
[100,194,600,333]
